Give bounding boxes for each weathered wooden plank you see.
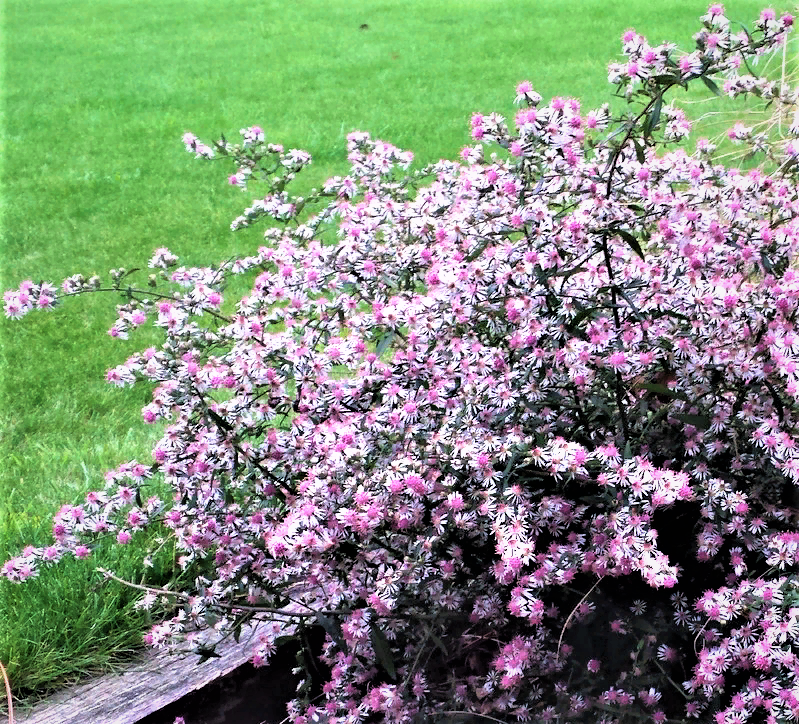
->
[1,584,320,724]
[3,625,266,724]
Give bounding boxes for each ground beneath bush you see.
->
[138,648,299,724]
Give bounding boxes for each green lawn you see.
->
[0,0,782,706]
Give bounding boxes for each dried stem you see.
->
[780,36,788,136]
[0,660,14,724]
[97,568,348,617]
[440,712,509,724]
[97,568,466,623]
[557,576,604,658]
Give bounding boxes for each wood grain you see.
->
[3,627,265,724]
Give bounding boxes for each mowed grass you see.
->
[0,0,778,704]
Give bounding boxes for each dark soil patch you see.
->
[138,627,327,724]
[137,645,298,724]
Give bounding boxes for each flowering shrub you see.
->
[7,5,799,723]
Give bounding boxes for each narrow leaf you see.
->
[195,644,221,663]
[428,629,449,658]
[376,331,395,359]
[273,634,298,650]
[552,264,588,278]
[465,239,491,262]
[636,382,688,401]
[589,394,613,418]
[616,228,645,260]
[673,413,711,430]
[633,137,646,164]
[566,305,598,333]
[204,612,219,628]
[316,613,347,652]
[207,408,233,432]
[701,76,721,96]
[498,447,526,495]
[646,95,663,138]
[369,622,396,680]
[632,616,657,634]
[652,73,678,84]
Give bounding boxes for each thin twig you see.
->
[780,38,787,136]
[0,660,14,724]
[557,576,604,657]
[440,711,509,724]
[604,93,662,198]
[401,623,437,695]
[654,659,689,701]
[97,568,467,623]
[97,568,347,617]
[599,233,630,443]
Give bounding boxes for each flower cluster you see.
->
[6,5,799,724]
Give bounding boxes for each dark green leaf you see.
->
[428,628,449,658]
[633,137,646,164]
[652,73,678,85]
[119,267,140,283]
[566,305,599,333]
[673,413,711,430]
[204,612,219,628]
[376,331,395,359]
[632,616,657,634]
[653,309,690,324]
[636,382,688,401]
[552,265,588,279]
[498,446,527,494]
[645,95,663,140]
[701,76,721,96]
[207,408,233,432]
[623,441,633,460]
[411,711,430,724]
[465,239,491,262]
[195,644,221,663]
[273,634,298,650]
[369,621,396,680]
[616,228,645,260]
[316,613,347,652]
[580,494,611,505]
[589,395,613,418]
